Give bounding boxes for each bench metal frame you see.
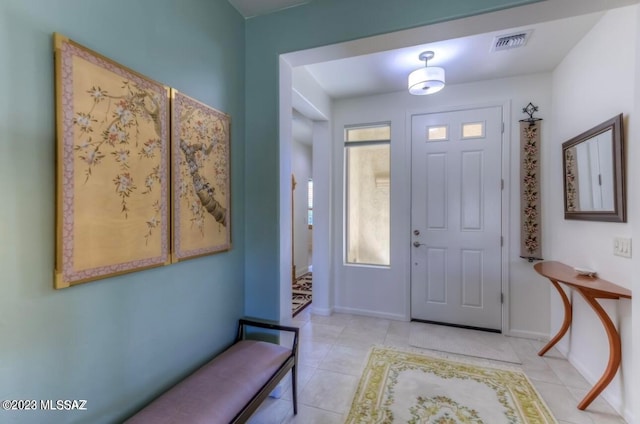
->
[231,318,299,423]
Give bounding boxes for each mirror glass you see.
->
[563,114,625,222]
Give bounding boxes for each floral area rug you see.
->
[345,347,557,424]
[292,272,312,316]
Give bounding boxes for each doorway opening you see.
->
[291,132,314,317]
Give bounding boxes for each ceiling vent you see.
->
[491,30,533,52]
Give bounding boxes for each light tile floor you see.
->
[248,309,626,424]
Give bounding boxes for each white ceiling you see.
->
[227,0,310,18]
[229,0,636,145]
[304,12,603,99]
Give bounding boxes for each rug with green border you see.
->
[345,346,557,424]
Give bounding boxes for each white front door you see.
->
[410,106,503,331]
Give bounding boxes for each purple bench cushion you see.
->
[126,340,292,424]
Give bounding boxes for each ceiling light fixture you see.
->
[408,51,445,95]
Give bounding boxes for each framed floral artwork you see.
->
[54,33,170,288]
[171,89,231,261]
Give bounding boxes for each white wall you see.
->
[279,58,295,324]
[289,65,333,316]
[332,95,411,320]
[292,139,312,276]
[311,121,333,314]
[332,72,553,335]
[632,4,640,420]
[549,6,636,420]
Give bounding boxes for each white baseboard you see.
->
[506,328,549,341]
[334,306,407,321]
[295,266,310,278]
[555,343,569,358]
[499,330,630,421]
[566,351,626,420]
[310,306,332,316]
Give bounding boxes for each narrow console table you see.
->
[533,261,632,410]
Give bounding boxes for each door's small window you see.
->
[462,122,485,139]
[427,125,448,141]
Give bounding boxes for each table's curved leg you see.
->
[538,279,572,356]
[574,289,622,410]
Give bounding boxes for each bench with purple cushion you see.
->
[125,319,299,424]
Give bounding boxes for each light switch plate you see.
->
[614,237,632,258]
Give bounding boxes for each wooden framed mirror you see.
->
[562,114,625,222]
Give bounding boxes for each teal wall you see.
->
[0,0,551,422]
[0,1,245,423]
[243,0,543,319]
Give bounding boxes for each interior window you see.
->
[344,123,391,266]
[307,179,313,229]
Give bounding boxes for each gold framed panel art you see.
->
[171,90,231,261]
[54,34,170,288]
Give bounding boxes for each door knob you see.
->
[413,241,424,247]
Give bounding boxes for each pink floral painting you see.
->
[171,90,231,261]
[54,34,170,288]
